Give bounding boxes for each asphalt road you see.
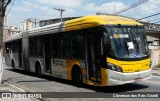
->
[2,65,160,101]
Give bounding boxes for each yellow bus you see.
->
[5,15,151,86]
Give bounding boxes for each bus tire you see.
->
[12,60,15,70]
[35,62,41,77]
[72,66,83,86]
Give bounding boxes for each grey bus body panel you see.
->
[6,53,11,66]
[51,58,67,79]
[5,33,22,69]
[29,57,44,74]
[5,22,65,72]
[22,31,29,71]
[10,53,19,69]
[28,22,65,37]
[4,33,22,43]
[6,53,19,68]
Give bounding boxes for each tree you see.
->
[0,0,11,84]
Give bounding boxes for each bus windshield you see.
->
[107,25,149,59]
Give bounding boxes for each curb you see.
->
[151,69,160,76]
[152,73,160,76]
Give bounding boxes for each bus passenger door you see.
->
[87,33,102,83]
[44,37,52,73]
[18,40,22,68]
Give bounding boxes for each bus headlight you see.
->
[107,63,123,72]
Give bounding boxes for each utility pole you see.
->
[0,0,11,84]
[54,8,65,22]
[34,19,37,28]
[32,18,38,28]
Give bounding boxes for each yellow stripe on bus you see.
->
[64,15,142,31]
[107,57,150,73]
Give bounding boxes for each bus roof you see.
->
[4,32,22,43]
[65,15,142,31]
[4,15,143,42]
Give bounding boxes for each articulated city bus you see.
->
[5,15,151,86]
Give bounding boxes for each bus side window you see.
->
[29,37,37,56]
[72,33,84,59]
[37,37,43,57]
[61,34,71,59]
[52,35,61,58]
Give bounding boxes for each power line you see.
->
[113,0,148,15]
[68,0,99,10]
[119,0,160,23]
[149,17,160,22]
[126,6,160,17]
[138,12,160,20]
[72,0,108,11]
[3,0,12,12]
[5,0,15,17]
[153,20,160,24]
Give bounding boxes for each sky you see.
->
[5,0,160,27]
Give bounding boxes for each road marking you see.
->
[8,83,26,92]
[5,82,26,92]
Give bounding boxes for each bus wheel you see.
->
[12,60,15,70]
[35,63,41,77]
[72,67,83,86]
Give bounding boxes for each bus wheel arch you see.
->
[71,65,83,85]
[35,61,42,77]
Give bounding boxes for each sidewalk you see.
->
[0,82,38,101]
[151,69,160,76]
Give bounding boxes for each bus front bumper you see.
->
[107,69,151,86]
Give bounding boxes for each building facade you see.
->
[20,19,33,30]
[3,25,21,41]
[39,17,79,27]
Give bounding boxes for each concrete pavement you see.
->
[151,67,160,76]
[0,82,39,101]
